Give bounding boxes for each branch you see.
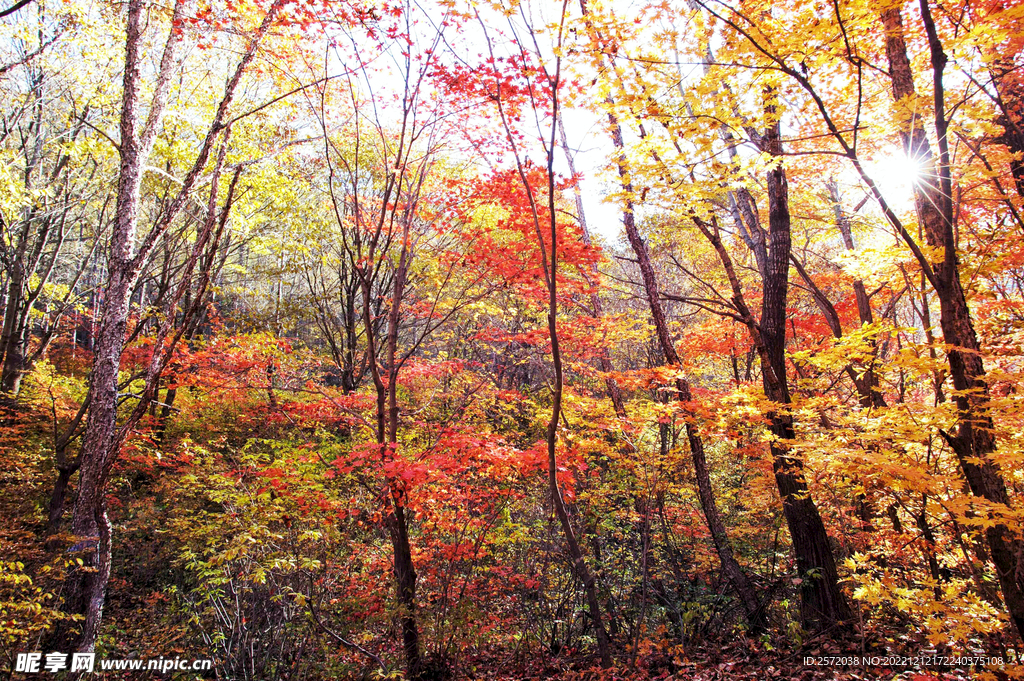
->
[0,29,63,77]
[0,0,34,18]
[307,577,388,673]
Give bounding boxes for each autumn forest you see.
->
[0,0,1022,677]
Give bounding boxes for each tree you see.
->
[57,0,289,651]
[0,2,106,395]
[305,7,503,673]
[578,0,769,631]
[472,0,617,663]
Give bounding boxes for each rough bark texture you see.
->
[882,4,1024,641]
[694,204,851,631]
[995,112,1024,198]
[0,266,28,394]
[55,0,151,650]
[56,0,282,652]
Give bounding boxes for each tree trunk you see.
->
[882,4,1024,641]
[526,63,614,664]
[46,465,74,536]
[1,322,28,394]
[58,263,136,651]
[388,506,421,678]
[612,130,765,628]
[577,0,766,628]
[596,99,767,629]
[356,183,423,677]
[546,300,614,665]
[758,107,852,630]
[0,267,26,394]
[386,222,423,679]
[362,281,423,678]
[826,180,886,409]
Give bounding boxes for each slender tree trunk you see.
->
[557,111,626,639]
[916,495,942,596]
[386,221,422,679]
[545,284,614,667]
[617,131,766,629]
[46,465,74,535]
[826,180,886,409]
[153,386,177,442]
[486,10,615,662]
[625,192,766,627]
[576,0,765,629]
[758,107,852,630]
[534,52,613,664]
[44,395,88,534]
[599,104,765,629]
[541,171,613,663]
[358,203,422,677]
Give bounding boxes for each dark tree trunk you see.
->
[578,0,766,629]
[388,505,421,678]
[46,465,74,536]
[1,326,27,394]
[153,384,181,443]
[386,229,423,679]
[758,108,852,630]
[355,176,423,677]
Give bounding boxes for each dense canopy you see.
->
[1,0,1023,677]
